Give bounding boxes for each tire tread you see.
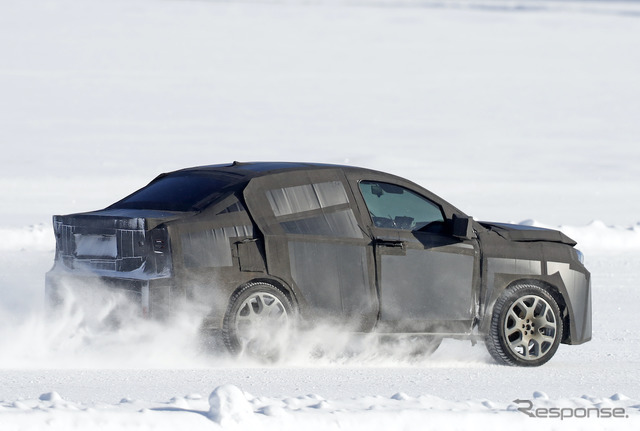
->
[222,282,293,356]
[485,283,562,367]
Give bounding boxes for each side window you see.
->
[359,181,444,231]
[264,181,362,238]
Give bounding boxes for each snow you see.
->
[2,0,640,429]
[208,385,256,425]
[1,387,637,430]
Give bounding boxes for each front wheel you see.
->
[222,282,295,362]
[486,284,563,367]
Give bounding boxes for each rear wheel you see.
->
[486,284,562,367]
[222,282,294,361]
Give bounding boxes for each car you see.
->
[45,162,591,366]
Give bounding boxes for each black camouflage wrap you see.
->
[45,162,591,345]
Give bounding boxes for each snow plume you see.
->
[0,250,487,369]
[228,319,491,367]
[0,306,488,370]
[0,277,216,369]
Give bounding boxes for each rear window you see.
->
[109,173,240,212]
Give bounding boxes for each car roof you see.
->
[165,161,428,197]
[174,161,350,177]
[120,161,465,218]
[180,161,466,220]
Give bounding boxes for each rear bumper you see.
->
[45,270,174,319]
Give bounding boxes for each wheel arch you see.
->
[481,277,573,344]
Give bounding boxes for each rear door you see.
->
[351,177,479,334]
[242,168,378,330]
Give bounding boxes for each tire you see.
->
[486,284,563,367]
[222,282,294,361]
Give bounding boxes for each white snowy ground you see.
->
[1,0,640,429]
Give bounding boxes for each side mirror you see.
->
[452,214,475,240]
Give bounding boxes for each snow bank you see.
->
[0,225,54,252]
[519,220,640,253]
[208,385,256,426]
[1,386,638,430]
[183,0,640,16]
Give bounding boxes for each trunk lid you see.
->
[53,209,188,273]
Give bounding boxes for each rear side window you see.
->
[265,181,349,217]
[264,181,362,238]
[109,173,236,212]
[359,181,444,230]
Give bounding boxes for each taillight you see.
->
[148,227,172,275]
[150,227,170,253]
[153,238,167,253]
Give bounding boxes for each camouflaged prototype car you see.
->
[46,162,591,366]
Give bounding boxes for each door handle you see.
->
[375,239,405,249]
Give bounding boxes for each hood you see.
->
[479,222,577,247]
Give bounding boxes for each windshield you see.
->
[109,173,240,212]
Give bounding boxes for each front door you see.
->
[357,180,478,334]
